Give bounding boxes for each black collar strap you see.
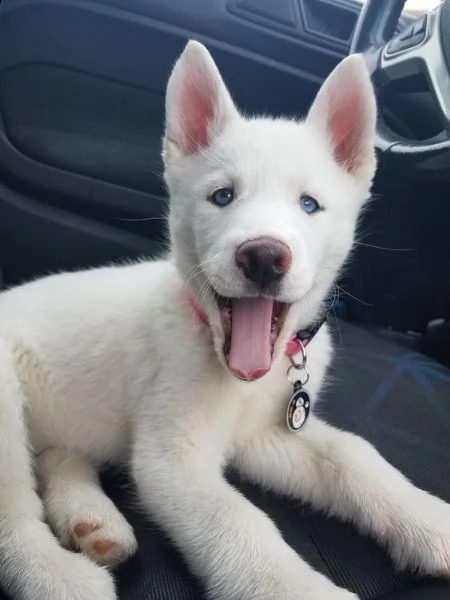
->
[295,313,327,348]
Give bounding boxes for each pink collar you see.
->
[184,291,324,357]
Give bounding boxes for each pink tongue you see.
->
[227,298,274,380]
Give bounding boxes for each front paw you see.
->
[210,561,359,600]
[384,491,450,578]
[268,581,358,600]
[210,582,358,600]
[286,583,358,600]
[291,577,359,600]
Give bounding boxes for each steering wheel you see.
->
[350,0,450,167]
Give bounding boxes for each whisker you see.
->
[335,285,372,307]
[330,309,343,346]
[197,278,214,311]
[354,241,413,252]
[116,216,167,222]
[184,257,212,277]
[184,257,215,287]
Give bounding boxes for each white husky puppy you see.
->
[0,40,449,600]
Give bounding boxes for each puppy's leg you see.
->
[38,449,137,567]
[132,428,358,600]
[235,416,450,578]
[0,340,116,600]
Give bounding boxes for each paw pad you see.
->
[92,539,117,556]
[69,520,137,567]
[74,522,100,538]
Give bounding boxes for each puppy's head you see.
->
[163,41,376,381]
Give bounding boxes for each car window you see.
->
[358,0,441,16]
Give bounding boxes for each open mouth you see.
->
[216,295,290,381]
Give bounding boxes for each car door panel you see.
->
[0,0,361,281]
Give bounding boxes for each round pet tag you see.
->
[285,386,310,432]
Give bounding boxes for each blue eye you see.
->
[300,195,320,214]
[211,187,234,207]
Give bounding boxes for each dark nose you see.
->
[236,238,292,290]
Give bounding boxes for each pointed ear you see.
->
[163,41,238,162]
[307,54,376,181]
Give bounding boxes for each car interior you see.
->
[0,0,450,598]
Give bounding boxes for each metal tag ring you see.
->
[287,363,310,386]
[289,339,307,370]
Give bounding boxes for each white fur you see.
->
[0,41,449,600]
